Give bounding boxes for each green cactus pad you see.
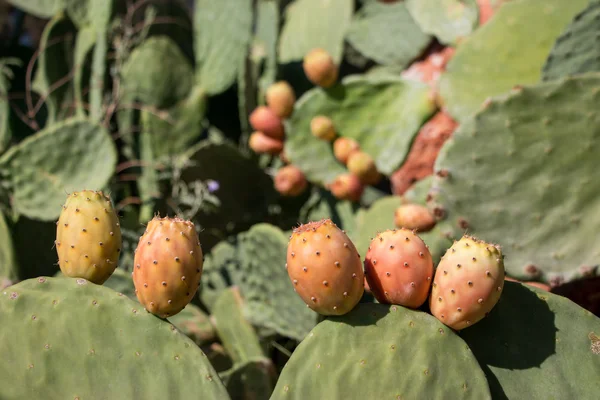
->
[0,66,10,153]
[354,195,451,264]
[278,0,353,64]
[202,224,318,341]
[346,1,432,67]
[438,0,589,121]
[429,73,600,284]
[460,281,600,399]
[0,212,17,280]
[6,0,63,18]
[299,188,360,242]
[32,12,76,125]
[194,0,253,95]
[255,0,279,102]
[285,75,436,185]
[542,0,600,81]
[121,36,193,109]
[402,176,435,205]
[0,276,230,399]
[72,26,95,117]
[0,117,117,221]
[220,358,276,400]
[272,303,491,399]
[405,0,478,45]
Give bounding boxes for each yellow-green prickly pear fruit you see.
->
[55,190,122,284]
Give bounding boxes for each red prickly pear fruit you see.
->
[286,219,364,315]
[328,173,364,202]
[429,235,505,330]
[132,216,204,318]
[310,116,337,142]
[266,81,296,119]
[303,48,339,88]
[394,204,436,232]
[364,229,434,308]
[249,106,284,140]
[347,151,382,185]
[249,131,284,155]
[274,165,308,197]
[56,190,122,285]
[333,137,360,165]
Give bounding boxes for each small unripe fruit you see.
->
[333,137,360,165]
[347,151,381,185]
[394,204,436,232]
[328,173,364,202]
[249,131,284,155]
[249,106,284,139]
[310,116,337,142]
[274,165,308,197]
[303,48,339,88]
[56,190,122,285]
[266,81,296,119]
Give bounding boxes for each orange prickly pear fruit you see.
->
[303,48,339,88]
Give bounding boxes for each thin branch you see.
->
[31,67,77,116]
[115,159,165,174]
[9,102,39,131]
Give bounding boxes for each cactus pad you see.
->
[5,0,63,18]
[460,281,600,399]
[542,0,600,81]
[271,303,491,399]
[285,75,436,185]
[346,1,432,67]
[278,0,353,64]
[429,73,600,284]
[0,65,10,153]
[405,0,478,45]
[0,212,16,280]
[0,277,230,399]
[438,0,589,121]
[0,117,117,221]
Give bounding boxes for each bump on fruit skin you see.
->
[249,131,284,155]
[266,81,296,119]
[303,48,339,88]
[429,235,505,330]
[347,151,381,185]
[310,116,337,142]
[394,204,436,232]
[56,190,122,285]
[286,219,364,316]
[333,137,360,165]
[132,215,204,318]
[274,165,308,197]
[328,173,364,202]
[249,106,285,139]
[364,229,433,308]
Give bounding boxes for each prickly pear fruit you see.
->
[286,219,364,315]
[328,173,364,202]
[310,115,337,142]
[132,216,204,318]
[347,151,381,185]
[249,106,284,139]
[303,48,339,88]
[275,165,308,197]
[429,235,505,330]
[333,137,360,164]
[266,81,296,119]
[394,204,436,232]
[249,131,284,155]
[364,229,433,308]
[56,190,122,285]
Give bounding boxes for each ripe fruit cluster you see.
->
[286,218,506,331]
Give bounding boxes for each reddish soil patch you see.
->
[390,111,458,195]
[402,47,456,104]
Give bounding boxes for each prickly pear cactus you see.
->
[271,303,492,399]
[405,0,478,45]
[0,61,12,153]
[439,0,589,121]
[278,0,353,64]
[0,212,16,280]
[542,0,600,81]
[460,281,600,399]
[346,1,432,67]
[0,277,230,399]
[429,73,600,285]
[285,75,436,185]
[56,190,122,285]
[132,216,204,318]
[5,0,63,18]
[0,117,117,221]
